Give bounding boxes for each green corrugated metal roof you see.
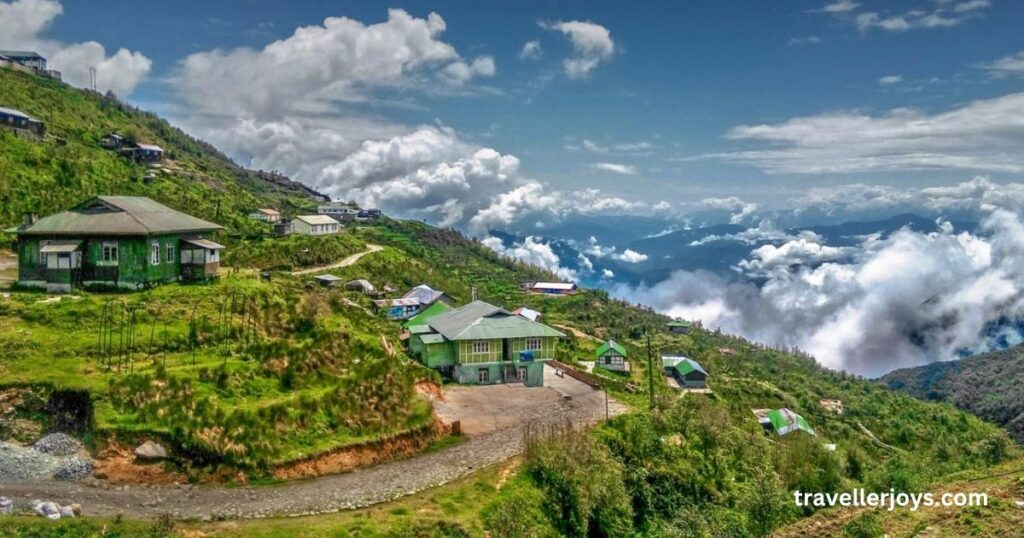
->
[670,357,707,377]
[426,300,565,341]
[404,301,452,328]
[767,408,815,436]
[407,324,433,334]
[18,197,223,237]
[666,320,691,327]
[419,334,445,344]
[595,339,627,358]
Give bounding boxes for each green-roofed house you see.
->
[408,300,565,387]
[595,339,628,372]
[766,408,816,437]
[665,319,691,334]
[10,196,224,293]
[662,355,708,389]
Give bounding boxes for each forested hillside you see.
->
[882,344,1024,443]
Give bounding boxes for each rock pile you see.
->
[32,433,84,456]
[53,456,93,480]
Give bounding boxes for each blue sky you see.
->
[4,0,1024,225]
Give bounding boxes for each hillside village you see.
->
[1,55,1023,537]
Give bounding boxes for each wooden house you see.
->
[0,106,45,137]
[662,356,707,388]
[406,300,566,387]
[513,306,541,322]
[123,143,163,164]
[357,209,382,219]
[100,133,126,149]
[595,339,628,372]
[249,208,281,223]
[292,215,340,235]
[531,281,578,295]
[11,196,223,293]
[0,50,47,71]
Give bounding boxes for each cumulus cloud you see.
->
[519,40,542,61]
[0,0,151,95]
[613,208,1024,377]
[580,237,649,263]
[482,235,578,281]
[813,0,990,33]
[176,9,494,117]
[540,20,615,78]
[618,249,649,263]
[694,92,1024,174]
[592,162,637,175]
[701,197,759,224]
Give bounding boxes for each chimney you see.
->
[22,212,38,226]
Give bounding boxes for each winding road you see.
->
[290,243,383,276]
[0,367,623,520]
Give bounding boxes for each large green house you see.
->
[407,300,565,387]
[12,196,224,292]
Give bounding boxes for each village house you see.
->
[357,208,382,219]
[758,408,816,437]
[665,319,691,334]
[406,300,566,387]
[317,202,359,221]
[10,196,224,293]
[249,208,281,223]
[662,355,708,388]
[595,339,629,372]
[374,284,451,320]
[513,306,541,322]
[272,220,293,236]
[0,50,47,71]
[0,106,45,137]
[292,215,340,235]
[530,281,578,295]
[123,143,163,164]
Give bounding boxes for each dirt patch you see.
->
[415,379,445,401]
[495,458,521,490]
[553,323,602,343]
[271,419,446,481]
[91,442,187,485]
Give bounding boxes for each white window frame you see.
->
[478,368,489,383]
[166,243,174,264]
[150,241,160,265]
[517,367,527,381]
[471,340,490,354]
[102,242,118,264]
[525,338,542,351]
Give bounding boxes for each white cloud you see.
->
[818,0,860,13]
[592,162,637,175]
[697,92,1024,174]
[815,0,990,33]
[878,74,903,85]
[0,0,151,95]
[617,249,649,263]
[582,139,609,153]
[482,236,578,281]
[978,51,1024,78]
[518,40,542,61]
[540,20,615,78]
[613,208,1024,377]
[602,269,615,279]
[701,197,759,224]
[176,9,494,118]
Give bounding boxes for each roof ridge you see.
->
[99,196,155,234]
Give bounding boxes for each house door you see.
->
[502,338,510,362]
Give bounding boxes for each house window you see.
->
[151,241,160,265]
[38,246,46,265]
[102,242,118,264]
[478,368,490,383]
[472,340,490,354]
[166,244,174,264]
[517,367,527,381]
[525,338,542,351]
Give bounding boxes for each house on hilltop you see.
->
[595,339,628,372]
[0,50,46,70]
[10,196,224,293]
[124,143,163,164]
[758,408,816,437]
[666,319,691,334]
[374,284,451,320]
[530,282,578,295]
[100,132,126,149]
[407,300,565,387]
[293,215,340,235]
[317,202,359,221]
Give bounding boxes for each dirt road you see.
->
[290,244,383,276]
[0,365,624,520]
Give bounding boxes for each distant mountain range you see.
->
[880,344,1024,443]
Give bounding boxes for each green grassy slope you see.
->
[0,67,323,237]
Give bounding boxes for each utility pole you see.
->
[647,328,655,410]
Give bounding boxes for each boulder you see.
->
[53,457,93,480]
[32,433,83,457]
[59,505,75,518]
[134,440,168,460]
[0,496,12,515]
[32,500,62,519]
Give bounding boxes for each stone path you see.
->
[0,366,624,521]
